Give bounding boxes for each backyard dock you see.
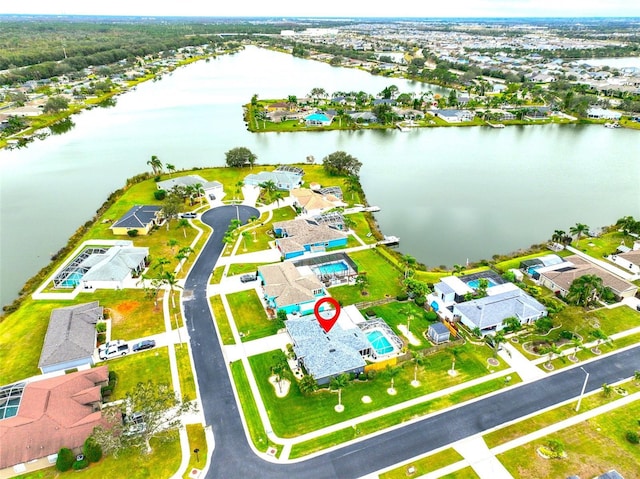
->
[486,122,505,128]
[379,235,400,246]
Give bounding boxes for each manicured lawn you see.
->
[497,400,640,479]
[175,344,197,401]
[330,248,404,304]
[484,380,640,449]
[210,296,235,345]
[380,448,463,479]
[183,424,207,479]
[241,206,297,254]
[494,252,556,273]
[210,266,224,284]
[368,301,436,348]
[229,361,270,452]
[347,212,377,244]
[107,346,172,400]
[440,467,480,479]
[226,289,279,341]
[0,298,74,384]
[573,230,630,261]
[227,262,268,276]
[250,344,508,438]
[17,431,181,479]
[289,374,519,458]
[99,289,165,340]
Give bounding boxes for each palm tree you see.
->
[147,155,163,176]
[411,351,425,386]
[401,254,416,279]
[329,373,349,410]
[259,180,277,202]
[601,383,612,397]
[241,231,251,251]
[178,218,189,238]
[154,257,170,274]
[383,366,400,394]
[567,275,605,307]
[551,229,566,244]
[452,264,466,276]
[569,337,583,361]
[344,175,360,200]
[272,191,284,206]
[271,358,289,394]
[160,271,182,309]
[167,238,178,253]
[166,163,176,177]
[569,223,589,244]
[193,183,204,203]
[298,375,318,395]
[342,215,356,231]
[355,273,369,295]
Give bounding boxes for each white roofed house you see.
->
[453,289,547,336]
[609,246,640,275]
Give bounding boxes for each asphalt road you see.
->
[185,207,640,479]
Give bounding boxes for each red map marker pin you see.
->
[314,297,341,333]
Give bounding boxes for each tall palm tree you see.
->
[160,271,182,309]
[551,229,566,244]
[411,351,425,386]
[166,163,176,177]
[567,274,604,307]
[147,155,163,176]
[401,254,416,279]
[569,223,589,243]
[329,374,349,409]
[452,264,465,276]
[154,257,170,274]
[178,218,189,238]
[383,366,400,393]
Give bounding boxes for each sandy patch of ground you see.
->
[268,375,290,398]
[361,396,372,403]
[398,324,421,346]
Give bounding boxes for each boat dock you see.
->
[379,235,400,246]
[486,122,505,129]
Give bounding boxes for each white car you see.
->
[98,341,129,360]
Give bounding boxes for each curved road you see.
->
[184,207,640,479]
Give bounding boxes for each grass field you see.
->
[230,361,270,452]
[226,289,279,341]
[183,424,207,479]
[368,301,436,348]
[497,399,640,479]
[250,343,508,438]
[176,344,197,401]
[380,448,464,479]
[107,346,172,400]
[210,296,235,344]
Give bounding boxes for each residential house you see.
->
[273,218,348,259]
[0,367,110,474]
[609,247,640,275]
[348,111,378,123]
[539,254,637,299]
[453,288,547,336]
[110,205,163,236]
[290,187,346,216]
[265,101,294,112]
[257,262,325,314]
[244,166,304,191]
[586,107,622,120]
[433,276,474,306]
[38,302,103,374]
[53,242,149,291]
[427,322,451,344]
[286,305,372,384]
[523,107,550,120]
[431,109,475,123]
[156,174,223,200]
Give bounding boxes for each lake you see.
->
[0,46,638,308]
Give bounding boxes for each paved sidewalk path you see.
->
[498,343,545,382]
[453,437,513,479]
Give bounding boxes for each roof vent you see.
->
[329,348,336,353]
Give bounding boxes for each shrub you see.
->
[83,437,103,463]
[96,322,107,333]
[535,317,554,333]
[365,309,376,317]
[626,431,639,444]
[414,296,426,307]
[396,293,409,301]
[127,229,139,237]
[425,311,438,321]
[56,447,75,472]
[559,330,574,340]
[72,458,89,470]
[97,332,106,344]
[154,189,166,200]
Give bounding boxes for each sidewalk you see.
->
[498,343,545,382]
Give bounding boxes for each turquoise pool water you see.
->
[60,271,84,288]
[316,261,349,275]
[367,330,394,355]
[467,278,498,289]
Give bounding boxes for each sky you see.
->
[3,0,640,18]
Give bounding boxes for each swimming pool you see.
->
[367,330,395,355]
[60,271,84,288]
[315,261,349,276]
[467,278,498,289]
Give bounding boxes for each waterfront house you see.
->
[290,187,346,216]
[539,255,638,299]
[257,262,326,314]
[586,107,622,120]
[453,288,547,336]
[244,166,304,191]
[609,246,640,275]
[434,276,474,305]
[431,109,475,123]
[110,205,162,236]
[272,218,348,259]
[157,174,222,200]
[0,367,110,475]
[38,302,103,374]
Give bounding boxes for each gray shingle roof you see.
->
[81,246,148,282]
[38,302,103,368]
[258,262,323,308]
[286,314,368,381]
[111,205,161,229]
[454,288,547,330]
[274,219,347,254]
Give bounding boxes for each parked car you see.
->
[132,339,156,352]
[180,212,197,219]
[123,412,146,436]
[97,339,125,358]
[240,273,257,283]
[99,343,130,360]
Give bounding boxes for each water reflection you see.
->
[49,118,76,135]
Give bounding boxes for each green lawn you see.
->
[573,230,630,260]
[227,262,269,276]
[497,400,640,479]
[229,361,271,453]
[183,424,207,479]
[241,206,297,254]
[440,468,480,479]
[99,289,166,340]
[330,248,404,304]
[226,289,279,341]
[484,380,640,449]
[17,431,181,479]
[107,346,172,400]
[175,344,197,401]
[368,301,436,348]
[210,296,235,345]
[380,448,464,479]
[250,344,508,438]
[347,212,377,244]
